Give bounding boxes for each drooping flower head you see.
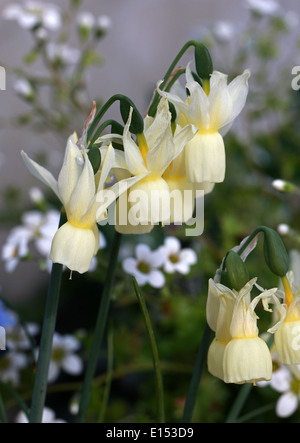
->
[22,106,145,273]
[160,63,250,185]
[105,98,196,233]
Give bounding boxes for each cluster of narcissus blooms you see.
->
[206,268,300,385]
[21,60,250,274]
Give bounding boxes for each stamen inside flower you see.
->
[137,261,150,274]
[169,254,179,264]
[290,378,300,396]
[281,275,294,308]
[136,133,149,168]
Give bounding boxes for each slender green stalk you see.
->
[0,380,30,421]
[181,322,213,423]
[0,391,7,423]
[225,384,252,423]
[29,262,63,423]
[133,278,165,423]
[98,324,114,423]
[76,231,122,423]
[148,40,209,117]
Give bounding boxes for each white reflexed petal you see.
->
[97,144,115,193]
[21,151,59,200]
[186,80,210,128]
[68,151,95,222]
[144,98,170,149]
[276,392,298,418]
[226,69,250,125]
[146,124,174,176]
[208,71,232,130]
[123,109,148,176]
[57,134,82,207]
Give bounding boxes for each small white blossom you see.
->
[96,15,112,33]
[258,356,300,418]
[46,333,83,383]
[246,0,280,16]
[158,236,197,275]
[15,406,66,423]
[13,78,34,100]
[122,244,166,288]
[2,227,31,272]
[77,11,95,30]
[6,323,40,351]
[3,1,62,31]
[45,42,81,65]
[0,352,27,386]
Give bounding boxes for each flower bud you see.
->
[224,250,250,291]
[120,99,144,134]
[194,43,213,80]
[261,226,289,277]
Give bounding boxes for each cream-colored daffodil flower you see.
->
[223,281,277,384]
[22,134,145,273]
[270,271,300,365]
[159,63,250,184]
[101,98,196,234]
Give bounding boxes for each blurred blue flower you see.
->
[0,299,17,328]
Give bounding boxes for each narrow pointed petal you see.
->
[144,98,171,148]
[97,144,115,193]
[57,134,83,208]
[208,71,232,130]
[123,108,148,176]
[68,151,95,224]
[21,150,60,200]
[227,69,250,122]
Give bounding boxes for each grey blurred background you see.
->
[0,0,300,302]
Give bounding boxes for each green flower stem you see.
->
[0,380,30,422]
[87,94,141,141]
[29,261,63,423]
[133,278,165,423]
[76,231,122,423]
[29,212,65,423]
[0,391,7,423]
[148,40,210,117]
[225,384,252,423]
[98,323,114,423]
[181,322,213,423]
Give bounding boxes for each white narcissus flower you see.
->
[122,244,166,288]
[158,236,197,275]
[105,98,196,233]
[206,278,238,381]
[22,132,144,274]
[159,63,250,184]
[223,281,277,384]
